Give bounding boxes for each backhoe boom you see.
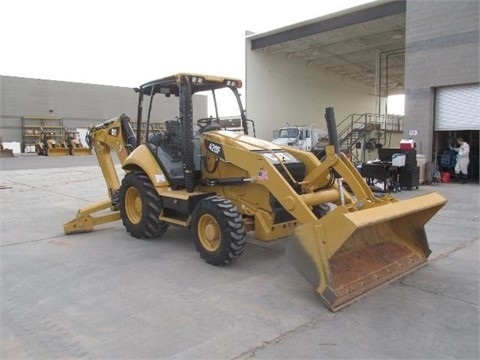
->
[63,115,137,234]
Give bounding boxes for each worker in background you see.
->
[451,137,470,183]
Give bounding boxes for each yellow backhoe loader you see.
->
[64,74,447,311]
[64,129,92,156]
[35,128,70,156]
[0,136,14,157]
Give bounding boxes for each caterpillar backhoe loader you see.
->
[64,73,446,311]
[35,128,70,156]
[64,129,92,156]
[0,136,14,157]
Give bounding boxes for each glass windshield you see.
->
[278,128,299,138]
[193,87,244,131]
[144,84,245,140]
[205,87,242,119]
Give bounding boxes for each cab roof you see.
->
[136,73,242,97]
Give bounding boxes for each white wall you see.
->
[245,42,377,141]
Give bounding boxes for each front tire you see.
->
[192,196,246,265]
[119,171,169,238]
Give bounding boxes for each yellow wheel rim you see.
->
[125,187,142,224]
[198,214,221,252]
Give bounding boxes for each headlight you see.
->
[191,76,203,84]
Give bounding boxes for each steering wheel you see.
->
[197,117,220,129]
[197,117,216,129]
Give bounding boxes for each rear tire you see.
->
[192,196,246,265]
[119,171,169,238]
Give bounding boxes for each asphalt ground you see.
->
[0,154,479,359]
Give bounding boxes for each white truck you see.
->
[272,125,329,155]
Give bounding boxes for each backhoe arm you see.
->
[64,115,136,234]
[88,115,136,200]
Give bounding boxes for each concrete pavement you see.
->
[0,155,478,359]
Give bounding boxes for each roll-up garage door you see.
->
[435,84,480,130]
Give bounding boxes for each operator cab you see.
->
[136,73,249,190]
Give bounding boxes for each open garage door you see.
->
[435,84,480,131]
[434,84,479,182]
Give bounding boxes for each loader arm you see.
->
[201,132,358,227]
[64,115,137,234]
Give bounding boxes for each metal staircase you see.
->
[337,113,403,163]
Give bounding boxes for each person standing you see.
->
[451,137,470,183]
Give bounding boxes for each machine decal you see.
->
[155,174,166,183]
[108,127,120,137]
[258,168,269,180]
[205,140,225,159]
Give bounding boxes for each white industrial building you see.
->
[245,0,479,178]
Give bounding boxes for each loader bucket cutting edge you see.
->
[47,148,70,156]
[287,192,447,311]
[71,148,92,156]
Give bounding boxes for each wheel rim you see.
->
[124,187,142,224]
[198,214,221,252]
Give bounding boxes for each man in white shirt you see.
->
[452,137,470,184]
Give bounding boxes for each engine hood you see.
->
[205,130,285,152]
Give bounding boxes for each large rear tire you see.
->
[119,171,169,238]
[192,196,246,265]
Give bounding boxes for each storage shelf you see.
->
[23,125,64,129]
[22,116,62,120]
[21,116,65,153]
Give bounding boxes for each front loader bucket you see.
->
[71,147,92,156]
[287,192,447,311]
[47,148,70,156]
[0,149,14,158]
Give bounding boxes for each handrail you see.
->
[334,113,404,164]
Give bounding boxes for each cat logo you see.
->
[108,127,120,137]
